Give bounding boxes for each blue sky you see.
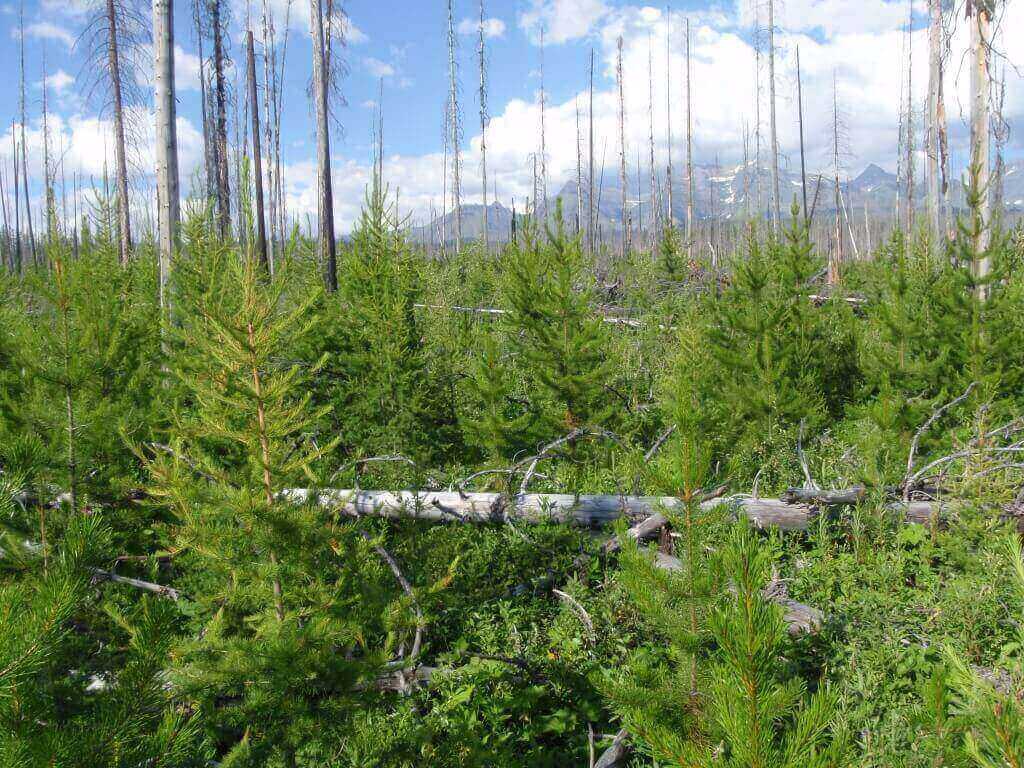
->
[0,0,1021,231]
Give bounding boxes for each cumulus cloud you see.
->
[276,0,1022,234]
[364,57,396,78]
[40,68,75,97]
[519,0,610,44]
[134,44,203,92]
[18,20,76,48]
[737,0,921,39]
[458,16,507,38]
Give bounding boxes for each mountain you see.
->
[410,160,1022,246]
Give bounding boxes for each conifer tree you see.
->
[942,533,1024,767]
[707,204,856,484]
[501,200,613,432]
[461,332,540,464]
[0,489,208,766]
[150,251,378,763]
[318,181,459,465]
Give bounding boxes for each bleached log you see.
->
[651,551,823,635]
[89,568,181,601]
[594,729,630,768]
[283,488,962,531]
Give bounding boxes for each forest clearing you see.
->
[2,0,1024,766]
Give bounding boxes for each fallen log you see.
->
[650,551,823,635]
[283,489,962,531]
[593,729,630,768]
[89,568,182,601]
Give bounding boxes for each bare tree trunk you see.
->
[0,163,10,271]
[309,0,336,290]
[18,3,36,266]
[107,0,132,263]
[11,129,21,272]
[211,0,232,238]
[665,9,674,226]
[154,0,180,315]
[796,45,808,225]
[903,0,915,232]
[247,31,269,270]
[753,8,762,221]
[194,0,214,204]
[260,0,277,267]
[767,0,781,230]
[575,96,583,233]
[446,0,462,254]
[617,35,628,258]
[685,19,694,256]
[538,26,548,221]
[647,33,657,244]
[926,0,944,245]
[477,0,489,251]
[830,73,843,285]
[588,48,595,257]
[41,51,56,244]
[969,0,991,299]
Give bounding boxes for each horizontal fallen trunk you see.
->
[650,550,822,635]
[89,567,182,601]
[282,488,967,531]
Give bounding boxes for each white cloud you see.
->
[240,0,368,42]
[364,57,395,78]
[135,44,202,92]
[281,0,1022,234]
[519,0,610,44]
[40,68,75,96]
[457,16,507,38]
[737,0,922,39]
[19,21,76,48]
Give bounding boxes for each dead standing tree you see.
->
[309,0,336,290]
[616,35,629,258]
[208,0,232,239]
[767,0,781,230]
[477,0,490,251]
[80,0,147,263]
[17,3,37,266]
[925,0,950,244]
[246,30,269,270]
[153,0,180,315]
[968,0,993,297]
[446,0,463,254]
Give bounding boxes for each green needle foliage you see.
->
[149,250,380,764]
[0,505,207,767]
[501,200,614,432]
[942,533,1024,768]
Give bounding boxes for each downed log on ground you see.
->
[283,488,973,531]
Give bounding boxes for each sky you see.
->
[0,0,1021,233]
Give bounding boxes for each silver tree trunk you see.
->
[153,0,179,315]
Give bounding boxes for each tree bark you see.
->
[154,0,180,315]
[309,0,337,290]
[969,0,991,298]
[767,0,781,230]
[616,36,628,258]
[477,0,489,251]
[18,4,36,266]
[107,0,133,263]
[588,48,595,257]
[446,0,462,253]
[246,31,269,271]
[280,488,964,531]
[796,45,808,224]
[685,19,694,255]
[210,0,231,239]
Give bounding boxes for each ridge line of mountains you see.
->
[411,160,1023,243]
